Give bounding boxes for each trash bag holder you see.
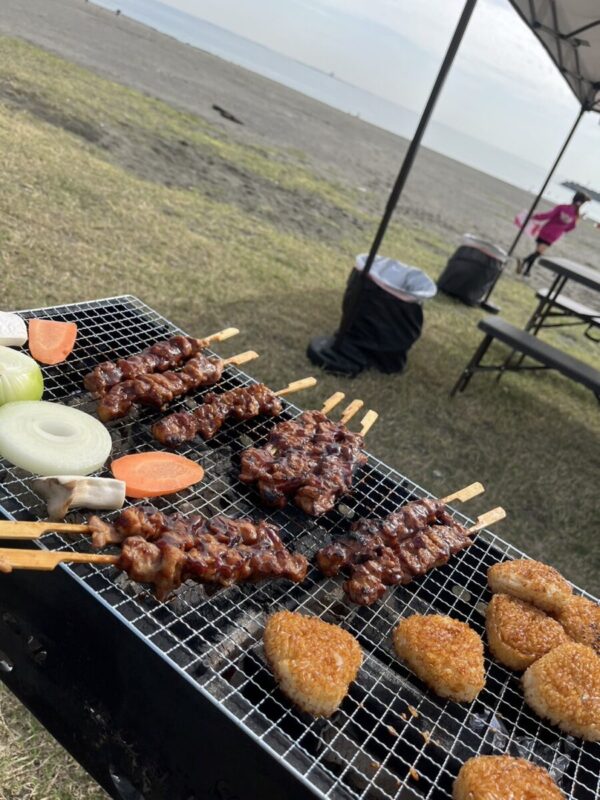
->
[307,255,436,376]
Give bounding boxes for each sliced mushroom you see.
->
[31,476,126,520]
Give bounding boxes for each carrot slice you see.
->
[29,319,78,365]
[111,452,204,498]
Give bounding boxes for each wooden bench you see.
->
[530,288,600,342]
[451,317,600,398]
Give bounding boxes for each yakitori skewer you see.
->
[98,350,259,422]
[239,396,376,515]
[84,327,240,396]
[87,507,309,600]
[0,506,311,598]
[317,499,505,605]
[151,377,317,447]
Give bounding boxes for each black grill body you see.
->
[0,297,597,800]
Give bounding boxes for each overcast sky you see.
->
[157,0,599,185]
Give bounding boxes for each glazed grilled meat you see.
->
[152,384,283,447]
[84,335,205,396]
[316,499,472,605]
[97,353,224,422]
[89,507,308,601]
[239,410,367,516]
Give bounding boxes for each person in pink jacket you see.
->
[518,191,590,275]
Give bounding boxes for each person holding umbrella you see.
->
[517,191,591,276]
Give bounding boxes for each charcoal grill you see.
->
[0,296,597,800]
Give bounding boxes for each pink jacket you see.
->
[532,204,578,244]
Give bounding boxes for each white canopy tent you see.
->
[335,0,600,341]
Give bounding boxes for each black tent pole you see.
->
[480,103,586,310]
[336,0,478,342]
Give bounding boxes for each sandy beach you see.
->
[2,0,600,280]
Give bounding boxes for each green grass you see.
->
[0,35,598,798]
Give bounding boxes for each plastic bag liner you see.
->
[307,257,436,376]
[437,237,507,306]
[354,254,437,302]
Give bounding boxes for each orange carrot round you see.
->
[29,319,78,365]
[111,452,204,498]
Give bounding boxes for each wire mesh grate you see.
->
[0,296,598,799]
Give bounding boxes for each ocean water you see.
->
[91,0,600,220]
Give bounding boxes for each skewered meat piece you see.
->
[152,384,283,447]
[84,335,205,396]
[97,353,224,422]
[239,410,367,516]
[316,499,472,605]
[88,507,308,601]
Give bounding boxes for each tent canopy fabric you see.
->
[508,1,600,110]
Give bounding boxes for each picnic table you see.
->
[451,256,600,398]
[527,257,600,341]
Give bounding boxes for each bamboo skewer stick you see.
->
[0,548,118,571]
[441,482,485,504]
[468,507,506,533]
[274,377,317,397]
[321,392,345,415]
[0,521,91,541]
[339,399,364,425]
[201,327,239,345]
[223,351,259,366]
[359,410,378,436]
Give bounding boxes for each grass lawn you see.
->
[0,36,598,799]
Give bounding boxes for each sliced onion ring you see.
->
[0,401,112,476]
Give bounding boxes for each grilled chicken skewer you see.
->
[84,328,239,396]
[239,398,376,516]
[0,507,309,601]
[317,497,503,606]
[87,507,308,600]
[151,377,317,448]
[97,350,258,422]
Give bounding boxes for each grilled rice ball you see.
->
[453,755,564,799]
[487,559,572,614]
[556,596,600,655]
[522,642,600,741]
[393,614,485,702]
[264,610,362,718]
[486,593,570,671]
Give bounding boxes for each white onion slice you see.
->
[0,312,27,347]
[0,401,112,476]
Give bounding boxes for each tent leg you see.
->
[480,104,586,310]
[335,0,478,344]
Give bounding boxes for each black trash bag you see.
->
[438,242,504,306]
[307,268,425,376]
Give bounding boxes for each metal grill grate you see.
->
[0,296,598,799]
